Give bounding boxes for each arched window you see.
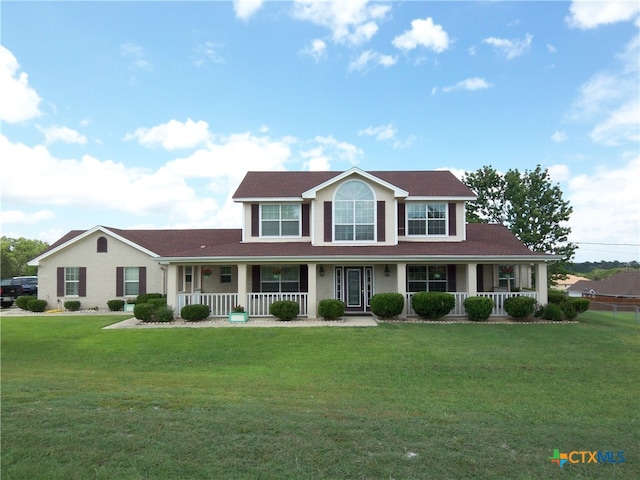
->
[97,236,108,253]
[334,180,375,241]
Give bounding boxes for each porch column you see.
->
[466,263,478,296]
[396,263,407,319]
[166,264,179,309]
[535,263,548,305]
[307,263,317,319]
[237,264,247,309]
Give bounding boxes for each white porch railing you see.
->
[478,291,538,317]
[176,293,238,317]
[247,293,308,317]
[406,291,538,317]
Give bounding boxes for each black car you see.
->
[12,276,38,296]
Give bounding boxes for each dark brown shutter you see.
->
[299,265,308,292]
[57,267,64,296]
[397,203,405,236]
[79,267,87,297]
[324,201,332,242]
[448,203,457,236]
[116,267,124,297]
[476,265,484,292]
[251,204,259,237]
[139,267,147,295]
[252,265,261,292]
[377,201,385,242]
[302,204,310,237]
[447,265,456,292]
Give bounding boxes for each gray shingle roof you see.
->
[567,271,640,298]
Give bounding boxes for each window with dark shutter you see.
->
[397,203,405,236]
[251,204,259,237]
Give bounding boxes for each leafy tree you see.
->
[1,237,49,278]
[463,165,576,277]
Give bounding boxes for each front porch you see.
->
[168,261,548,319]
[176,290,538,318]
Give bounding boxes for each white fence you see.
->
[176,293,238,317]
[247,293,308,317]
[406,291,538,317]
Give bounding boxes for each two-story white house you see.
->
[29,168,558,318]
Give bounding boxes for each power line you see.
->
[575,242,640,247]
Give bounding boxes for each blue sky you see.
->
[1,0,638,262]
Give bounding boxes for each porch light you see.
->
[384,265,390,276]
[319,265,324,276]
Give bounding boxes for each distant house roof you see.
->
[232,169,476,200]
[567,271,640,298]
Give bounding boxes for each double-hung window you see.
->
[261,266,299,292]
[261,205,300,237]
[407,203,447,236]
[407,265,447,292]
[334,180,375,241]
[124,267,140,296]
[65,267,80,296]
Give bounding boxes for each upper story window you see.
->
[334,180,375,241]
[407,203,447,236]
[261,204,301,237]
[97,236,108,252]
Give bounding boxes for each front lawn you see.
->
[1,312,638,479]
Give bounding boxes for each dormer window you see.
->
[97,236,108,252]
[407,203,447,236]
[261,204,301,237]
[334,180,375,241]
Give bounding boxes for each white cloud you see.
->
[392,17,450,53]
[233,0,264,21]
[547,164,571,182]
[193,42,225,66]
[299,39,327,62]
[300,135,363,169]
[551,131,568,143]
[483,33,533,59]
[348,50,397,72]
[0,45,42,123]
[438,77,492,94]
[567,156,640,261]
[547,43,557,53]
[292,0,391,46]
[358,124,397,141]
[126,119,211,150]
[566,0,640,29]
[570,34,639,146]
[120,43,152,71]
[0,209,55,225]
[590,100,640,146]
[39,125,88,146]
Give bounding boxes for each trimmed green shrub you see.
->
[16,295,35,310]
[541,303,564,321]
[64,300,81,312]
[547,289,567,305]
[370,293,405,319]
[136,293,165,304]
[269,300,300,321]
[463,296,494,322]
[107,299,125,311]
[411,292,456,320]
[569,298,589,315]
[134,303,155,322]
[503,296,537,319]
[155,304,175,322]
[27,299,48,312]
[147,298,167,309]
[180,304,210,321]
[317,299,345,320]
[560,300,577,320]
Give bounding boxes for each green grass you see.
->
[1,312,638,479]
